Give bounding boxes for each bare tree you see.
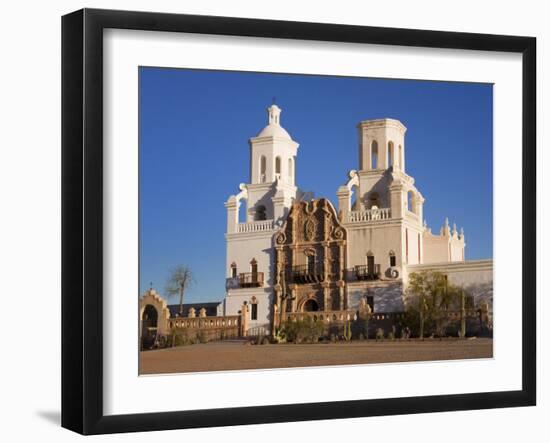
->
[165,265,195,316]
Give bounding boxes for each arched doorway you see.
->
[303,299,319,312]
[141,304,158,349]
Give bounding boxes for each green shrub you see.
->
[272,328,286,344]
[167,328,193,347]
[282,318,325,344]
[196,331,208,344]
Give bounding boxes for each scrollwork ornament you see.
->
[332,227,344,240]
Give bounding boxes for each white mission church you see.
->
[222,104,493,335]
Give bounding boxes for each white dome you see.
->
[256,123,292,140]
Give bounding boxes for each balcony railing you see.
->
[348,208,391,223]
[291,264,325,284]
[238,272,264,288]
[236,219,274,233]
[226,272,264,289]
[351,264,381,281]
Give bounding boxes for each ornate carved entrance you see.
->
[273,198,348,330]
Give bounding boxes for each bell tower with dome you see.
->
[223,104,300,335]
[245,104,299,224]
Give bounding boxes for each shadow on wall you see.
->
[348,283,404,312]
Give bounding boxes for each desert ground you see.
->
[140,338,493,375]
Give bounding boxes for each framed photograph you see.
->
[62,8,536,435]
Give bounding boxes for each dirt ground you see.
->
[139,338,493,375]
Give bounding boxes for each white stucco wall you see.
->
[346,222,404,277]
[423,230,466,263]
[225,231,274,328]
[226,232,273,278]
[404,223,423,265]
[406,259,493,309]
[225,288,273,332]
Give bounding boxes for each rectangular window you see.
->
[367,255,375,275]
[251,303,258,320]
[366,296,374,312]
[307,254,315,273]
[390,255,396,267]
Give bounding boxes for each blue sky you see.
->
[139,67,493,304]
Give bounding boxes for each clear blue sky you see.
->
[139,67,493,304]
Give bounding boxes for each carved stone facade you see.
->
[273,198,348,329]
[222,105,492,337]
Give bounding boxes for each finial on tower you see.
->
[441,217,451,236]
[267,103,281,125]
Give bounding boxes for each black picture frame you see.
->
[62,8,536,435]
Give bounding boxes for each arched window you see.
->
[230,262,237,278]
[254,205,266,221]
[275,156,281,175]
[389,251,396,267]
[398,145,403,168]
[259,155,267,183]
[367,192,380,210]
[371,141,378,169]
[388,141,394,167]
[407,190,416,213]
[238,198,247,223]
[303,299,319,312]
[350,184,358,210]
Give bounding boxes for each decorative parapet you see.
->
[347,207,391,223]
[168,315,241,330]
[236,219,274,233]
[282,310,357,323]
